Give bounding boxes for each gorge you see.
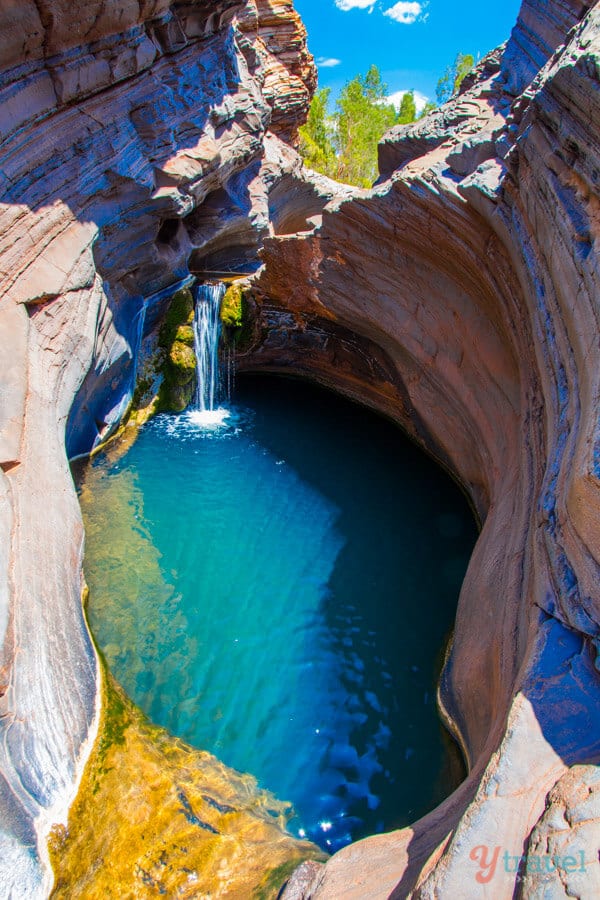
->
[1,0,600,898]
[79,372,477,856]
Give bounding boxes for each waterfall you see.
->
[191,282,228,426]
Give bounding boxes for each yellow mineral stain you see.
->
[60,452,325,898]
[49,668,325,899]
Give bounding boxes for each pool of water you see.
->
[79,374,478,852]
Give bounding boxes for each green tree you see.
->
[334,65,397,187]
[298,87,337,177]
[397,91,417,125]
[419,100,437,119]
[436,52,475,105]
[299,67,424,187]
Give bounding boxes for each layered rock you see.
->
[378,46,508,179]
[236,0,317,144]
[2,0,600,898]
[0,1,317,896]
[238,4,600,897]
[501,0,596,94]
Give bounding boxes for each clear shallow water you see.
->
[80,375,478,852]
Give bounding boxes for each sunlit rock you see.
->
[1,0,600,897]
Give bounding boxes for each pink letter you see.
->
[470,845,501,884]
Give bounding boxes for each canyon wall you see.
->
[247,4,600,896]
[0,0,600,898]
[0,1,318,895]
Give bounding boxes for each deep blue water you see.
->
[80,374,477,852]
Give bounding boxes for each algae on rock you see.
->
[49,664,325,899]
[63,448,325,897]
[220,280,256,354]
[158,287,198,412]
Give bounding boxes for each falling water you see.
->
[191,282,228,427]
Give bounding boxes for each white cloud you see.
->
[335,0,376,11]
[383,2,426,24]
[386,89,430,114]
[317,57,342,68]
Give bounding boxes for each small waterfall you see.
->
[192,282,228,426]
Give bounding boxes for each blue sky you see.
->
[294,0,522,111]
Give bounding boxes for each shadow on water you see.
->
[233,374,478,840]
[78,372,478,854]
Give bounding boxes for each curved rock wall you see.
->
[501,0,596,93]
[1,0,600,898]
[242,5,600,897]
[0,1,316,895]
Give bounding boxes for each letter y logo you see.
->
[470,845,501,884]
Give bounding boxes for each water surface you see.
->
[80,374,477,851]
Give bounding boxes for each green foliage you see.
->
[335,65,397,187]
[300,66,412,188]
[298,88,337,178]
[299,53,477,187]
[436,52,475,105]
[397,91,417,125]
[419,100,437,119]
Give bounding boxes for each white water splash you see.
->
[188,408,230,428]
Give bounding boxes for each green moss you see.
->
[174,324,194,345]
[155,287,198,412]
[158,288,195,349]
[168,341,196,382]
[220,281,256,354]
[253,858,319,900]
[234,300,256,353]
[220,282,244,328]
[158,378,195,412]
[131,375,153,410]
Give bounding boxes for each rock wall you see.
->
[242,3,600,897]
[501,0,596,93]
[1,0,600,898]
[0,1,317,896]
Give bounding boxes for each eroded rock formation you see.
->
[243,4,600,897]
[1,0,600,897]
[0,1,320,896]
